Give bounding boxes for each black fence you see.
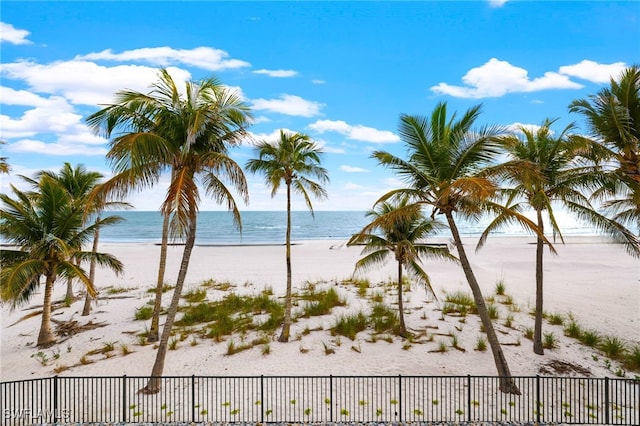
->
[1,375,638,425]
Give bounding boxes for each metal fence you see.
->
[1,375,638,425]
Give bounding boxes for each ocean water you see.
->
[97,210,599,244]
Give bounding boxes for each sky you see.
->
[1,1,639,212]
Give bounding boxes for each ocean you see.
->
[98,210,599,244]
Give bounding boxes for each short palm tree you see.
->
[86,69,251,393]
[30,163,109,301]
[486,119,640,355]
[246,130,329,342]
[348,198,454,337]
[0,175,123,347]
[569,65,640,230]
[0,140,9,174]
[372,102,538,394]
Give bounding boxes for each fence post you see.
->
[604,377,610,425]
[536,375,540,424]
[467,375,471,422]
[53,376,59,423]
[398,374,402,422]
[329,375,333,423]
[191,375,196,423]
[260,375,264,424]
[122,375,127,423]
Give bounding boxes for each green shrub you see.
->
[369,303,399,333]
[495,280,506,296]
[564,320,582,339]
[487,304,499,320]
[302,287,346,317]
[183,288,207,303]
[580,330,601,347]
[475,336,487,351]
[600,336,626,359]
[543,332,558,349]
[623,345,640,371]
[333,311,368,340]
[134,306,153,321]
[548,313,564,326]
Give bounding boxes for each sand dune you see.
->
[1,236,638,382]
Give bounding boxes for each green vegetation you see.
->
[135,306,153,321]
[333,311,368,340]
[300,287,346,317]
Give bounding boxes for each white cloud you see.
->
[312,79,326,84]
[250,94,323,117]
[431,58,583,98]
[8,139,107,156]
[488,0,509,7]
[1,60,192,105]
[505,122,543,134]
[308,120,400,143]
[559,60,627,84]
[77,46,250,71]
[253,69,298,78]
[343,182,365,190]
[340,165,369,173]
[0,22,32,45]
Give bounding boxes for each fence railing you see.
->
[1,375,638,425]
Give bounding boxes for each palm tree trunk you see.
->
[82,219,101,316]
[445,213,520,395]
[278,183,293,342]
[37,273,57,347]
[148,212,171,342]
[533,209,545,355]
[397,260,407,337]
[142,214,197,394]
[65,259,76,301]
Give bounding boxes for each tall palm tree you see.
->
[86,69,251,393]
[372,102,541,394]
[348,198,454,337]
[569,65,640,230]
[485,119,640,355]
[0,175,123,347]
[246,130,329,342]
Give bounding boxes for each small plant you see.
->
[200,409,208,415]
[472,400,480,406]
[475,336,487,351]
[414,409,423,416]
[432,399,439,405]
[376,408,383,417]
[600,336,626,359]
[183,288,207,303]
[136,334,149,346]
[564,320,582,338]
[322,341,335,355]
[359,400,367,406]
[495,280,506,296]
[487,304,499,320]
[548,313,564,325]
[543,332,558,349]
[325,398,331,405]
[168,338,179,351]
[437,339,448,353]
[304,407,312,416]
[31,351,49,366]
[107,286,134,295]
[455,409,464,415]
[79,355,93,365]
[504,314,514,328]
[102,342,115,352]
[580,329,601,347]
[332,311,367,340]
[190,337,198,347]
[623,344,640,370]
[340,408,349,416]
[120,343,133,355]
[261,344,271,356]
[501,408,507,415]
[390,399,398,405]
[134,305,153,321]
[524,327,534,340]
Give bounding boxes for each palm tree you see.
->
[372,102,540,394]
[569,65,640,230]
[86,69,251,393]
[0,175,123,347]
[246,130,329,342]
[33,163,107,301]
[348,198,454,336]
[0,140,9,174]
[485,119,640,355]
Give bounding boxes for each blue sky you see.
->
[1,1,639,211]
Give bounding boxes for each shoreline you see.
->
[1,235,638,382]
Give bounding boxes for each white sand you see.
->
[1,236,638,382]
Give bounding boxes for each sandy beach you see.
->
[1,235,638,382]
